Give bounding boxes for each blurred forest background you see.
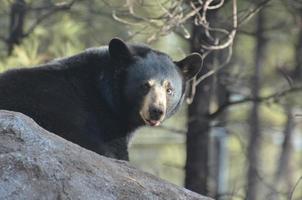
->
[0,0,302,199]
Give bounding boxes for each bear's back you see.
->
[0,64,98,140]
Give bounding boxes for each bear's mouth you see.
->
[140,112,161,126]
[145,119,161,126]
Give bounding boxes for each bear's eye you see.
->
[166,87,174,95]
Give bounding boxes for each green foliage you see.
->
[0,15,85,71]
[0,30,45,71]
[47,15,85,57]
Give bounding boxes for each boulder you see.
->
[0,110,212,200]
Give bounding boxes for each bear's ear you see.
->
[108,38,133,61]
[175,53,203,81]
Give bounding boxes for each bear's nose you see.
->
[149,107,164,121]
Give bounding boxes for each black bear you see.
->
[0,38,202,160]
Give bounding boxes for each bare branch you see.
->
[208,0,225,10]
[23,0,77,38]
[200,0,237,50]
[112,10,142,25]
[195,0,272,86]
[289,176,302,200]
[277,65,294,87]
[207,85,302,119]
[238,0,271,27]
[196,44,232,85]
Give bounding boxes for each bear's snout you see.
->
[149,106,164,121]
[139,82,167,126]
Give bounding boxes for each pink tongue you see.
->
[149,120,160,126]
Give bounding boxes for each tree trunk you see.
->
[7,0,26,55]
[213,65,231,199]
[246,7,267,200]
[185,25,212,195]
[185,10,218,195]
[274,6,302,197]
[269,7,302,200]
[274,106,294,195]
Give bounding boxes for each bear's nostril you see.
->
[149,107,164,120]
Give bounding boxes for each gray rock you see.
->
[0,110,212,200]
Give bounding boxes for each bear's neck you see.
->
[58,48,122,112]
[98,67,142,133]
[59,49,140,138]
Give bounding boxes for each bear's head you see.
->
[108,38,202,127]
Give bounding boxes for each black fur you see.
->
[0,38,202,160]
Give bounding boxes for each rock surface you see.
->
[0,110,212,200]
